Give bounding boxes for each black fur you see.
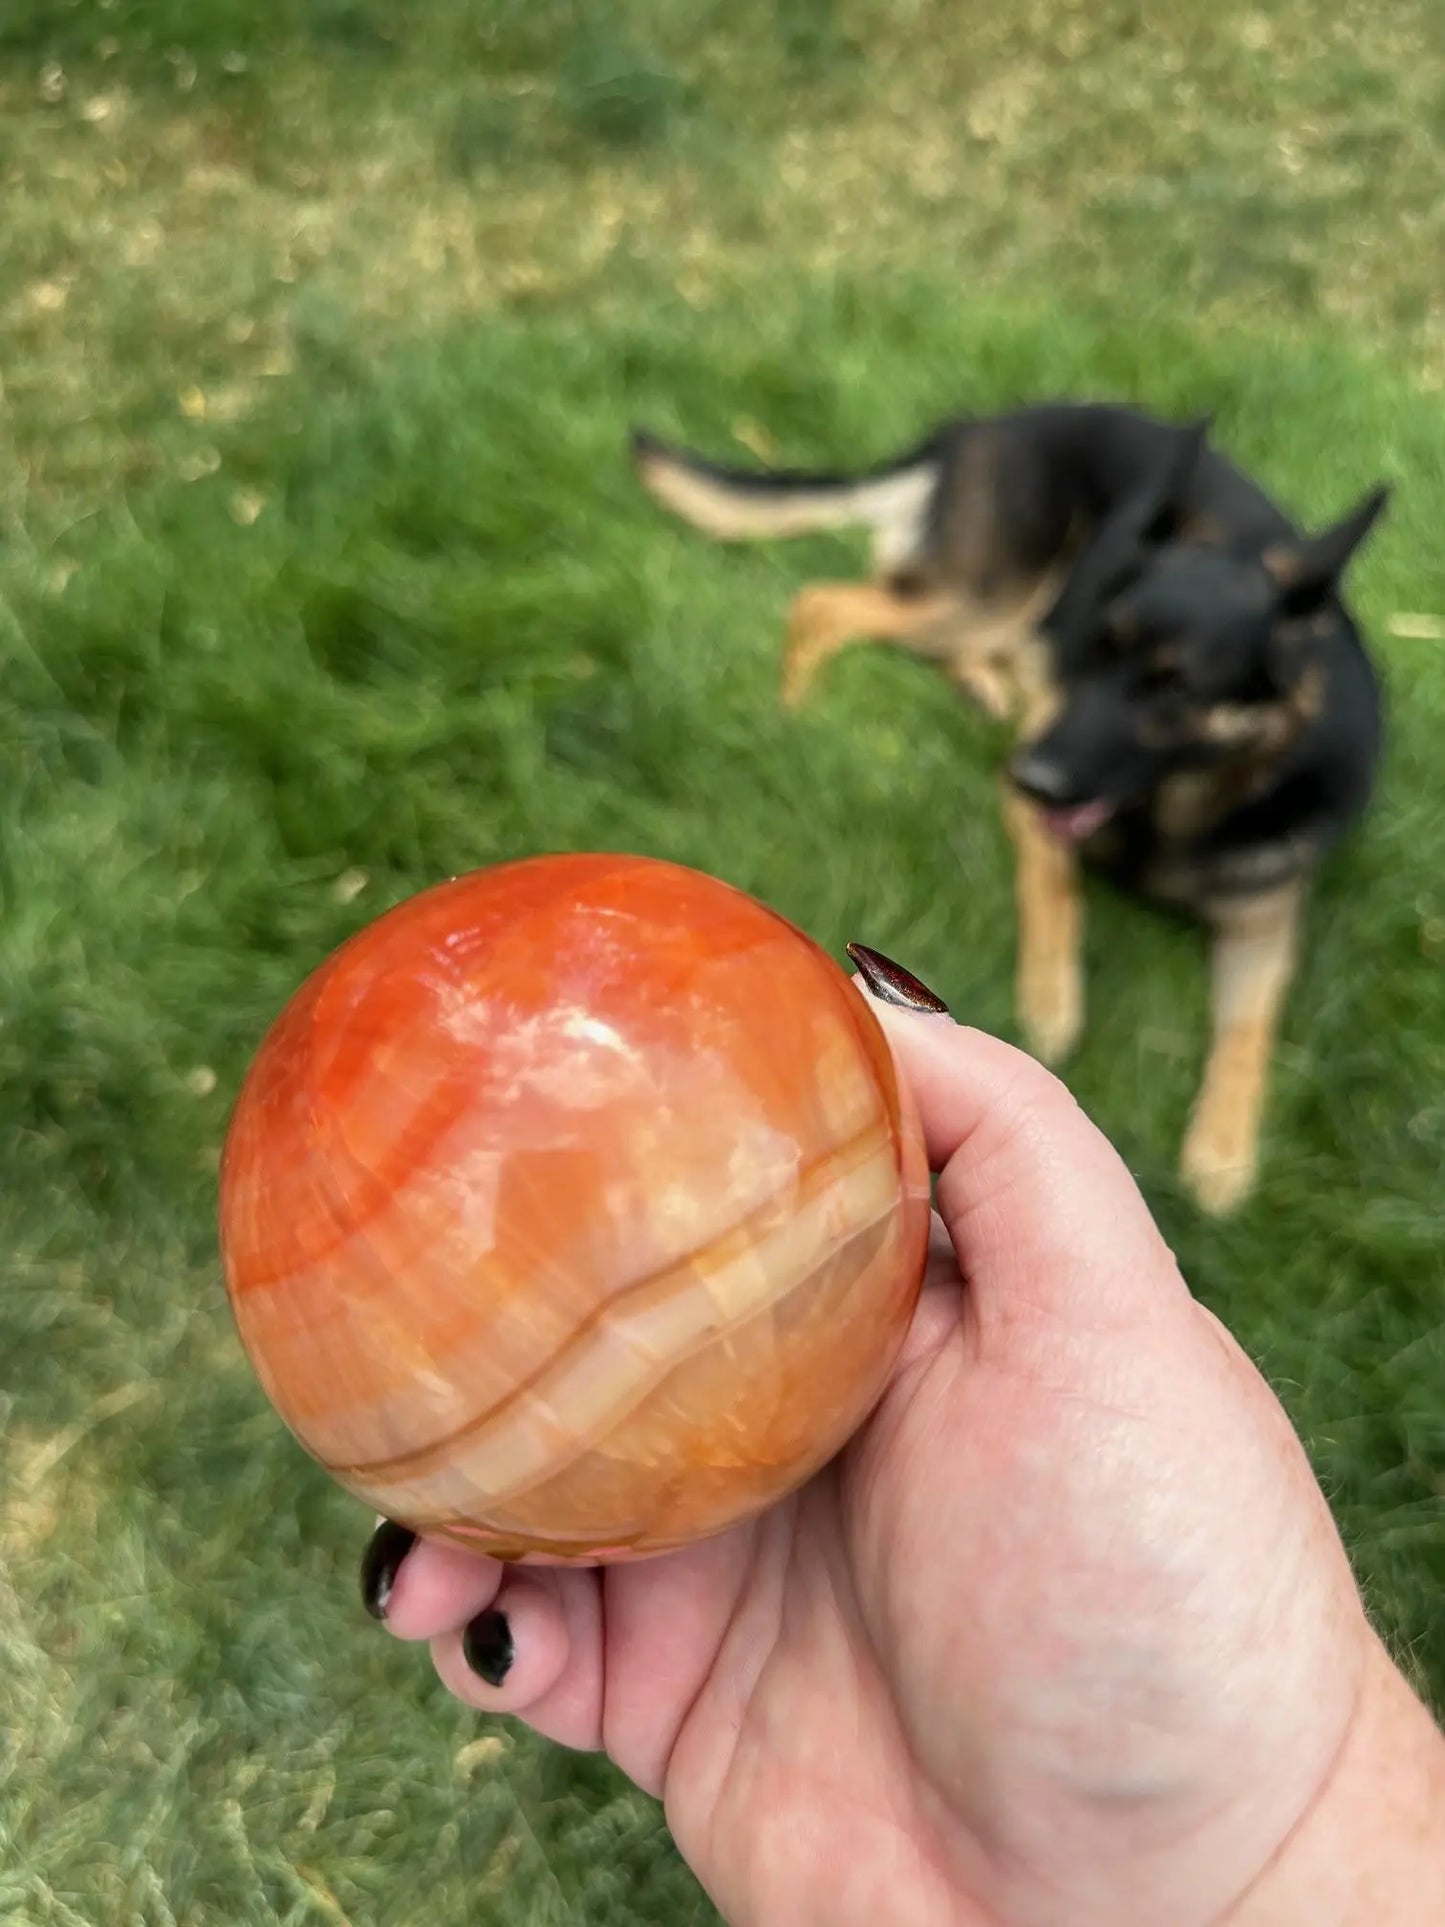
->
[632,402,1390,922]
[630,399,1393,1210]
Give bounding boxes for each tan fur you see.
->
[943,570,1073,727]
[635,452,851,540]
[1153,770,1241,840]
[634,425,1350,1217]
[1195,684,1320,752]
[780,567,1069,719]
[784,563,1086,1068]
[785,573,1318,1212]
[1260,543,1303,588]
[634,445,935,562]
[1291,661,1327,723]
[1002,787,1085,1064]
[1197,702,1272,748]
[931,427,1007,587]
[1010,625,1068,736]
[1181,884,1305,1215]
[781,582,965,709]
[1151,660,1332,843]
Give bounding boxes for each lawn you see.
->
[2,2,1443,1922]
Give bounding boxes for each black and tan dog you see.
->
[631,404,1389,1213]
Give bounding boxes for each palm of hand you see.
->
[383,1016,1371,1927]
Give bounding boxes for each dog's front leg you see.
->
[1002,787,1084,1064]
[1180,883,1304,1216]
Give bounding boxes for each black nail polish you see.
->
[360,1519,417,1621]
[462,1608,515,1688]
[846,943,950,1015]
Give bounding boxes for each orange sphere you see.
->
[218,854,930,1562]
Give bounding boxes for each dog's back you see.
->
[633,403,1298,596]
[921,404,1295,581]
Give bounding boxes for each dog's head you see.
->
[1010,423,1389,842]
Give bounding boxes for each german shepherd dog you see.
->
[631,404,1389,1213]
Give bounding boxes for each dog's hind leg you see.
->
[1002,787,1085,1064]
[1180,882,1304,1215]
[781,582,959,708]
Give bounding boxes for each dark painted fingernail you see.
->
[360,1519,417,1621]
[846,943,950,1015]
[462,1608,515,1688]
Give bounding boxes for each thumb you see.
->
[857,976,1192,1338]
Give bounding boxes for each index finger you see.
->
[863,991,1191,1335]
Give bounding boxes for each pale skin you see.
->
[374,995,1445,1926]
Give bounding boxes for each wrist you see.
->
[1222,1635,1445,1924]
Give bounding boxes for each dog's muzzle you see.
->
[1008,750,1116,843]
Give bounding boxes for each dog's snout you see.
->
[1008,749,1075,805]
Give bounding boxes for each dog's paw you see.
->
[1179,1114,1256,1216]
[1018,961,1083,1065]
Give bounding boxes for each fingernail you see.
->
[360,1519,417,1621]
[846,943,950,1015]
[462,1608,515,1688]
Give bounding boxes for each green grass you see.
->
[3,3,1444,1922]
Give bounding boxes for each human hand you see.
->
[360,957,1443,1925]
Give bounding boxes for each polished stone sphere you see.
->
[218,854,930,1561]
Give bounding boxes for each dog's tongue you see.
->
[1041,799,1114,842]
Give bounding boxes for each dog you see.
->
[630,403,1390,1214]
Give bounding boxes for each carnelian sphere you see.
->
[218,853,930,1561]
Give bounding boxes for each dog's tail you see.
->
[629,427,942,549]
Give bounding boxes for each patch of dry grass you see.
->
[3,0,1443,519]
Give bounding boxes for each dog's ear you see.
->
[1263,485,1391,615]
[1041,515,1137,641]
[1125,415,1212,546]
[1042,418,1214,642]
